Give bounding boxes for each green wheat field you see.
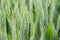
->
[0,0,60,40]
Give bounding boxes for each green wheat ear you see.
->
[45,24,53,40]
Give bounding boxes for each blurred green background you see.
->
[0,0,60,40]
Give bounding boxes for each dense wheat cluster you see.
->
[0,0,60,40]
